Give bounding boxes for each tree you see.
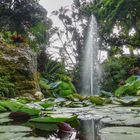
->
[83,0,140,56]
[51,0,92,68]
[0,0,50,33]
[50,0,93,91]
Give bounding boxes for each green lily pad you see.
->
[0,100,23,112]
[0,105,7,112]
[89,96,104,105]
[0,133,28,140]
[14,137,46,140]
[68,119,80,128]
[27,122,58,131]
[19,106,40,116]
[0,125,32,132]
[0,118,12,124]
[0,100,40,115]
[115,96,140,105]
[0,112,11,119]
[40,101,55,108]
[99,127,140,140]
[30,114,77,123]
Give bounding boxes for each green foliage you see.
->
[0,0,48,33]
[0,77,16,98]
[102,56,138,92]
[37,48,66,82]
[39,75,77,98]
[115,75,140,97]
[54,76,77,97]
[0,105,7,112]
[83,0,140,56]
[0,31,26,46]
[0,100,40,116]
[39,79,49,90]
[27,22,48,51]
[89,96,105,105]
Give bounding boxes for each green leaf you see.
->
[49,81,61,89]
[115,79,140,97]
[59,90,73,97]
[30,114,77,123]
[68,119,80,128]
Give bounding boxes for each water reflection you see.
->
[78,119,96,140]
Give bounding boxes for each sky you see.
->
[39,0,74,64]
[39,0,72,13]
[39,0,73,27]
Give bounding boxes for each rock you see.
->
[34,91,44,100]
[0,44,40,98]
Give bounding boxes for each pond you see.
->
[1,105,140,140]
[1,97,140,140]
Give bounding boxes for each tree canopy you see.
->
[84,0,140,56]
[0,0,49,33]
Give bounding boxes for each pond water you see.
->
[1,103,140,140]
[0,112,99,140]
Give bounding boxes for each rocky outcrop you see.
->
[0,43,40,98]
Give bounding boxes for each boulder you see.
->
[0,43,41,98]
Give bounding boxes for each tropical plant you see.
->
[37,48,66,82]
[27,22,51,51]
[115,75,140,97]
[101,56,139,92]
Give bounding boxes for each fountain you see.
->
[81,15,101,96]
[80,15,101,140]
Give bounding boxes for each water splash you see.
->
[81,15,101,96]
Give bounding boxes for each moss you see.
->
[0,44,39,98]
[0,76,16,98]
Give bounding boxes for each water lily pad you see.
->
[115,96,140,105]
[0,100,40,115]
[0,105,7,112]
[0,118,12,124]
[0,100,22,112]
[0,133,28,140]
[99,127,140,140]
[30,114,77,123]
[40,101,55,108]
[101,113,140,126]
[89,96,104,105]
[0,125,32,132]
[14,137,46,140]
[27,122,58,131]
[0,112,11,119]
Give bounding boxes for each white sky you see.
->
[39,0,75,65]
[39,0,73,27]
[39,0,73,13]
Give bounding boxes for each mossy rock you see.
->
[0,45,39,98]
